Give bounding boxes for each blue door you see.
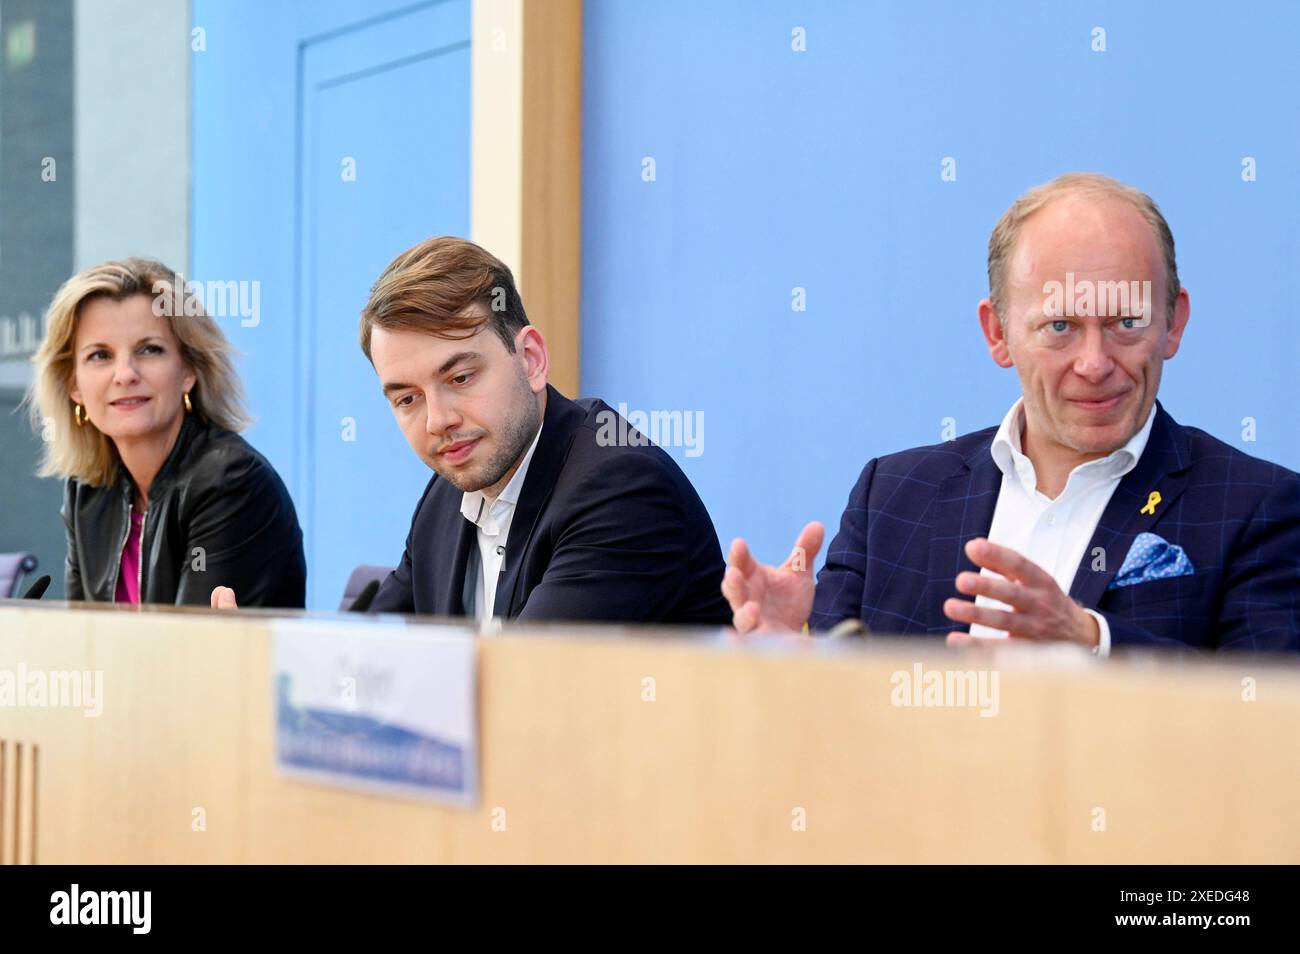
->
[193,0,471,609]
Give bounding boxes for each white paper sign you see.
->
[272,619,478,806]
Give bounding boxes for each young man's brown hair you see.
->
[360,236,530,361]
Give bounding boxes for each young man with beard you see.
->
[215,237,729,626]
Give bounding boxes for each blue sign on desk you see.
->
[272,621,478,806]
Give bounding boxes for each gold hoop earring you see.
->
[183,392,193,413]
[74,403,85,427]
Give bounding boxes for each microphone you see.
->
[21,575,51,600]
[826,617,870,638]
[348,579,381,613]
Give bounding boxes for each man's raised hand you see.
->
[722,521,824,634]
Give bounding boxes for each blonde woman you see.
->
[29,257,305,607]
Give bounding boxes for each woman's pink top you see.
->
[114,509,145,604]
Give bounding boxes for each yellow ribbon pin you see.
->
[1140,491,1161,515]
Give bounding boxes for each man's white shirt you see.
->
[972,398,1157,656]
[459,424,543,622]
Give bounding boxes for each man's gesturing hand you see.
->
[722,521,824,634]
[943,538,1099,647]
[210,586,239,610]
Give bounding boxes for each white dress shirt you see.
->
[459,424,543,622]
[972,398,1156,656]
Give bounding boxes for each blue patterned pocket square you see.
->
[1107,532,1195,590]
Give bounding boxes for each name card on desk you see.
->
[272,620,478,807]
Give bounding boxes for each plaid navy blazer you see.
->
[810,401,1300,651]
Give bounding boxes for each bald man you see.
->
[723,173,1299,653]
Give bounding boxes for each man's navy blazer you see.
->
[810,401,1300,651]
[371,385,731,625]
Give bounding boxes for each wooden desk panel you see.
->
[0,602,1297,863]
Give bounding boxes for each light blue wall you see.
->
[581,0,1300,568]
[191,0,1299,603]
[193,0,470,608]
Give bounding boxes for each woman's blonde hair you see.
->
[28,257,251,486]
